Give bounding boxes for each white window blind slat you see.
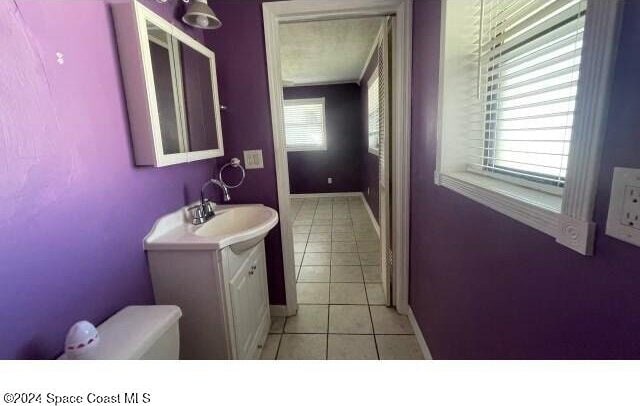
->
[284,98,327,151]
[468,0,587,190]
[368,72,380,154]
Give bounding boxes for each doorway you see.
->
[263,0,412,323]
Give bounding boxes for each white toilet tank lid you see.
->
[61,305,182,360]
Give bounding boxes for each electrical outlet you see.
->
[606,167,640,246]
[243,150,264,169]
[328,178,333,184]
[622,186,640,229]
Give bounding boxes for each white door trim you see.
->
[262,0,413,316]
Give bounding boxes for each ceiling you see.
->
[279,17,383,87]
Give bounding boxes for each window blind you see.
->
[468,0,587,190]
[368,73,380,153]
[283,99,326,151]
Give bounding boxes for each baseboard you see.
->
[290,192,362,199]
[408,307,433,360]
[360,193,381,237]
[270,305,288,317]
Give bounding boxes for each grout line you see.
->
[273,331,283,360]
[362,270,381,360]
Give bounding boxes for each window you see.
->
[474,0,585,194]
[367,72,380,155]
[436,0,621,254]
[283,98,326,151]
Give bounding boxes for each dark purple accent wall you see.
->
[0,0,219,359]
[361,55,380,221]
[410,0,640,359]
[284,85,364,194]
[203,1,287,305]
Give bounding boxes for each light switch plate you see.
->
[606,167,640,247]
[243,150,264,169]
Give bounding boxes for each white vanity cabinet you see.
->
[147,241,270,360]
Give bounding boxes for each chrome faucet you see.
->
[189,158,246,225]
[189,179,228,225]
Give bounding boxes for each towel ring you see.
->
[219,157,246,189]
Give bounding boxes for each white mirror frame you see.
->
[113,1,224,167]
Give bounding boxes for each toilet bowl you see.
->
[59,305,182,360]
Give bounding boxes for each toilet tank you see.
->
[59,305,182,360]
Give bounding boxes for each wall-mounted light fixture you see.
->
[155,0,222,30]
[182,0,222,30]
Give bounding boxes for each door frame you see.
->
[262,0,413,316]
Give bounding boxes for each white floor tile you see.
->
[277,334,327,360]
[302,252,331,266]
[328,335,378,360]
[376,335,423,360]
[331,252,360,266]
[311,225,331,233]
[365,283,385,305]
[308,233,331,242]
[329,305,373,334]
[332,232,356,242]
[297,283,329,304]
[330,283,367,304]
[260,334,281,360]
[331,266,363,282]
[284,305,329,333]
[363,266,382,282]
[298,266,330,282]
[359,252,380,266]
[270,316,285,333]
[370,306,413,334]
[305,242,332,253]
[331,241,357,253]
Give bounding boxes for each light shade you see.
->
[182,0,222,30]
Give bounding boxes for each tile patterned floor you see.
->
[260,196,423,360]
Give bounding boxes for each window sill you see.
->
[368,148,380,156]
[436,171,562,238]
[286,147,327,152]
[435,171,596,255]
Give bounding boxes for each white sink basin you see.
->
[144,204,279,252]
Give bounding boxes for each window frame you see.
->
[283,97,327,152]
[367,70,381,156]
[435,0,623,255]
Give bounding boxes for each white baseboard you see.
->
[270,305,288,317]
[290,192,362,199]
[408,307,433,360]
[360,193,381,237]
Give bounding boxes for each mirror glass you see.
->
[146,21,184,155]
[180,44,219,152]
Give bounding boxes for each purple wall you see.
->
[203,1,287,305]
[361,55,380,221]
[284,84,364,194]
[410,0,640,359]
[0,0,220,359]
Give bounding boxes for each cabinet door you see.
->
[250,248,269,336]
[228,262,255,360]
[227,245,270,359]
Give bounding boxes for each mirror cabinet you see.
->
[112,1,224,166]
